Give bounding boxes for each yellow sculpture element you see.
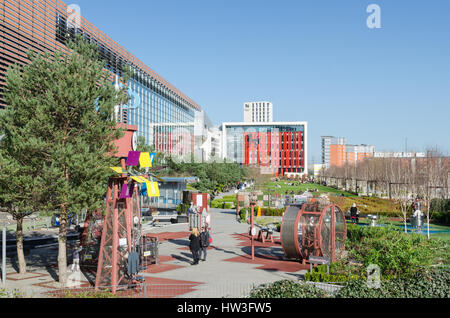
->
[110,167,124,174]
[146,181,160,197]
[131,176,149,183]
[139,152,152,168]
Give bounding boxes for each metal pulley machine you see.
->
[281,200,347,264]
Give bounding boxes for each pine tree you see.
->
[0,36,129,286]
[0,148,45,275]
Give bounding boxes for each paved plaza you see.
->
[1,207,308,298]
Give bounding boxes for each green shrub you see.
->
[336,269,450,298]
[250,280,328,298]
[221,195,237,204]
[239,208,249,222]
[176,203,190,214]
[304,263,362,283]
[431,199,450,214]
[211,199,223,209]
[346,224,445,278]
[304,271,362,283]
[431,210,450,225]
[224,202,233,209]
[260,208,285,217]
[62,290,120,298]
[0,288,27,298]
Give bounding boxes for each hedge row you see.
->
[239,207,285,218]
[304,271,362,283]
[249,280,328,298]
[250,269,450,298]
[211,200,235,209]
[336,269,450,298]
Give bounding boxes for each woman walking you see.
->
[199,226,211,262]
[189,228,201,265]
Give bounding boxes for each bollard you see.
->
[2,227,6,286]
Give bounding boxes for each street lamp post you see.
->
[250,192,257,261]
[236,193,240,220]
[2,227,5,286]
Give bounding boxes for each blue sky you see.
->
[69,0,450,161]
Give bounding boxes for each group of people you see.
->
[188,226,211,265]
[412,201,425,231]
[187,202,212,265]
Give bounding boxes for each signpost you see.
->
[2,227,5,286]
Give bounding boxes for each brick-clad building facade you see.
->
[222,122,308,177]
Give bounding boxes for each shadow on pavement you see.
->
[166,239,189,247]
[217,211,238,216]
[171,253,193,265]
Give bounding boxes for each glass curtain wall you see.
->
[127,71,195,161]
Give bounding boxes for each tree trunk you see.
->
[402,205,408,234]
[427,212,430,239]
[404,215,407,234]
[16,216,27,275]
[58,208,68,287]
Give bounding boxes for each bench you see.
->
[153,214,177,222]
[257,227,274,244]
[308,256,330,274]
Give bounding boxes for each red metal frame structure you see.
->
[94,125,140,293]
[188,193,211,231]
[95,173,139,292]
[280,202,347,264]
[192,193,210,213]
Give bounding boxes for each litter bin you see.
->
[368,215,378,227]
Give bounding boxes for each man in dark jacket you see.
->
[189,228,201,265]
[350,203,359,224]
[199,227,210,262]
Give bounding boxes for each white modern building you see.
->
[244,101,273,123]
[374,152,426,158]
[200,125,222,161]
[321,136,347,168]
[308,164,325,178]
[194,110,223,162]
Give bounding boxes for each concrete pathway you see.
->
[139,208,307,297]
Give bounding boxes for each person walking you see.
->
[189,228,201,265]
[350,203,359,224]
[201,208,211,230]
[187,202,193,219]
[70,243,82,272]
[199,227,210,262]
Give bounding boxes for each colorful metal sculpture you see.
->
[94,149,163,292]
